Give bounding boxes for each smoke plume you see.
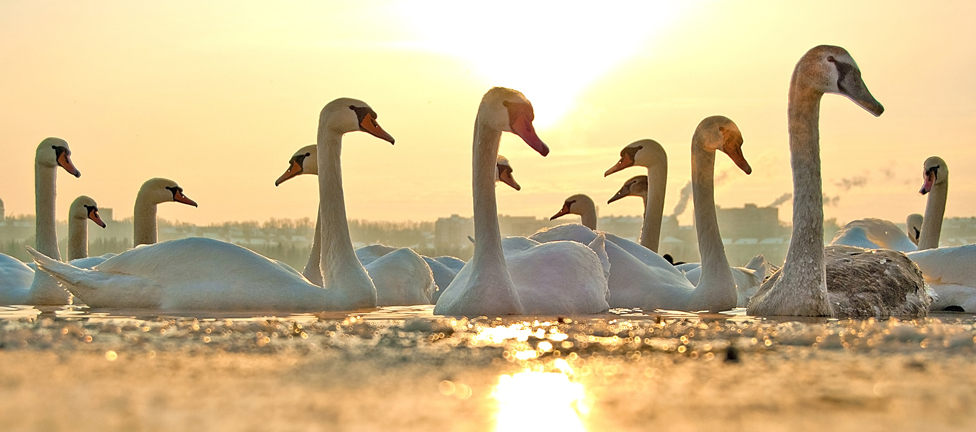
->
[670,181,693,218]
[767,193,792,207]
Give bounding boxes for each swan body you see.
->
[907,244,976,312]
[747,45,929,318]
[0,138,81,305]
[433,87,610,316]
[32,98,395,311]
[682,254,767,307]
[830,218,918,252]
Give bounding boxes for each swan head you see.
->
[495,154,521,191]
[275,145,318,186]
[36,137,81,178]
[320,98,395,144]
[906,213,923,245]
[138,178,198,207]
[604,139,666,177]
[797,45,884,116]
[607,175,648,204]
[69,195,106,228]
[919,156,948,195]
[478,87,549,156]
[550,194,595,221]
[696,116,752,175]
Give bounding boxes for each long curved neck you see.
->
[35,164,60,260]
[689,141,736,310]
[641,166,667,252]
[303,209,324,285]
[67,217,88,260]
[918,180,947,250]
[133,195,158,247]
[317,130,375,307]
[577,200,597,230]
[776,76,831,313]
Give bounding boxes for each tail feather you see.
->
[27,246,161,308]
[587,233,611,281]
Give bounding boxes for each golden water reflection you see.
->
[493,366,589,432]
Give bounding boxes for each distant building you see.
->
[0,197,4,222]
[715,204,779,239]
[99,207,113,222]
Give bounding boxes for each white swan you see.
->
[29,98,394,311]
[916,156,947,250]
[433,87,610,316]
[0,138,81,305]
[533,116,749,312]
[829,218,919,252]
[604,139,667,252]
[747,45,930,318]
[133,178,198,247]
[550,194,598,230]
[63,195,118,271]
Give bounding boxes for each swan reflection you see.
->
[493,367,588,432]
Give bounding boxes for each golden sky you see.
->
[1,1,974,226]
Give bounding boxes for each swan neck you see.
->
[691,140,736,305]
[316,130,376,306]
[133,194,158,247]
[641,165,667,252]
[303,210,324,285]
[34,163,60,260]
[780,82,829,300]
[471,123,507,263]
[67,217,88,260]
[579,200,598,231]
[918,179,947,250]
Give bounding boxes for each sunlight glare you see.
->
[493,371,589,432]
[396,1,688,128]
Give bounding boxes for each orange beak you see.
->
[88,209,106,228]
[275,159,304,187]
[361,113,395,144]
[174,190,198,207]
[499,170,521,191]
[550,203,572,221]
[58,152,81,178]
[604,154,633,177]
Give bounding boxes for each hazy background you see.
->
[2,0,974,227]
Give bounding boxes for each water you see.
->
[1,306,975,431]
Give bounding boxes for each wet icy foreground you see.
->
[1,306,975,431]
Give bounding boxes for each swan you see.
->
[533,116,750,312]
[604,139,668,252]
[829,157,947,253]
[133,178,198,247]
[746,45,930,318]
[64,195,116,270]
[550,194,598,230]
[29,98,395,311]
[276,144,527,304]
[433,87,610,316]
[906,213,923,246]
[0,138,81,305]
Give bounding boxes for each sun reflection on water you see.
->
[493,363,589,432]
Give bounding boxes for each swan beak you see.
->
[604,155,633,177]
[510,116,549,157]
[607,187,629,204]
[920,172,934,195]
[275,160,304,187]
[174,191,198,207]
[725,145,752,175]
[58,152,81,178]
[499,170,521,191]
[550,204,572,221]
[840,70,884,117]
[360,113,396,144]
[88,208,107,228]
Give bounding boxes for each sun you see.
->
[395,1,691,129]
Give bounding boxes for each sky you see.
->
[1,1,974,227]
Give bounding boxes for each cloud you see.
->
[823,194,841,207]
[833,175,869,191]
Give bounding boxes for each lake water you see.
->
[1,305,975,431]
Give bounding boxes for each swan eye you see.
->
[827,56,836,63]
[305,152,311,157]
